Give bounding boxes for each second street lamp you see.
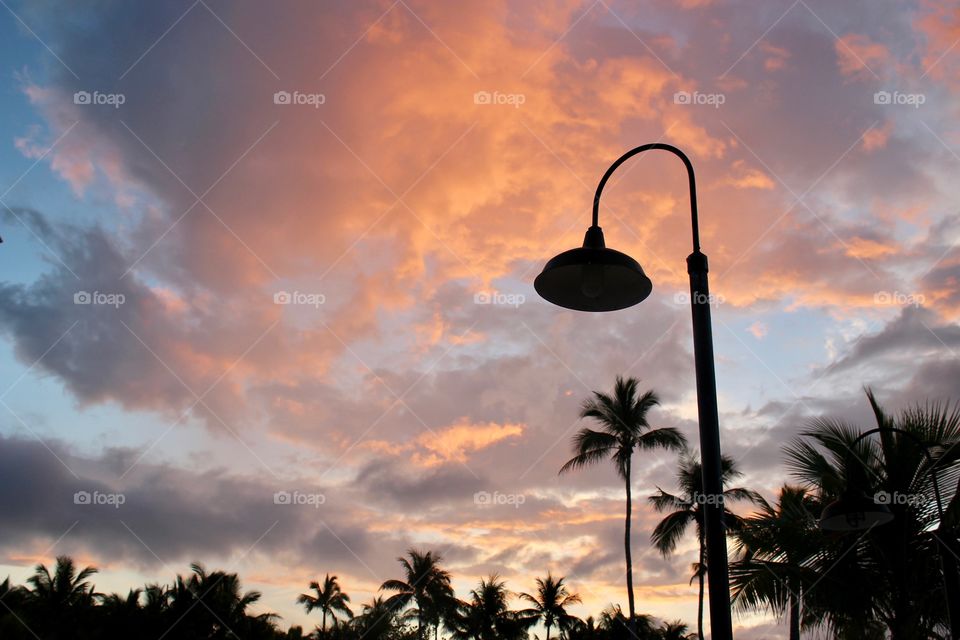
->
[535,143,734,640]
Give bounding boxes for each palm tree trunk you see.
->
[697,538,705,640]
[624,454,636,629]
[789,590,799,640]
[546,622,551,640]
[322,608,327,632]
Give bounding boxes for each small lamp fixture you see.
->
[819,490,894,532]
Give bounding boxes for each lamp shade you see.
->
[534,226,652,312]
[820,491,894,531]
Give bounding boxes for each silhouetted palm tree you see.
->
[98,588,142,636]
[139,582,169,634]
[520,573,580,640]
[659,620,696,639]
[26,555,98,609]
[560,377,686,626]
[596,604,657,639]
[381,549,454,640]
[518,574,581,640]
[648,451,759,639]
[730,485,821,640]
[0,576,30,640]
[298,574,353,631]
[566,615,598,640]
[350,595,407,640]
[782,390,960,638]
[168,562,269,638]
[450,575,530,640]
[25,555,99,639]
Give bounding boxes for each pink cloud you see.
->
[835,33,892,79]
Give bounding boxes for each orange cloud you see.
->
[843,236,898,259]
[760,42,790,72]
[835,33,891,78]
[357,419,524,467]
[916,0,960,82]
[862,121,893,152]
[723,160,775,190]
[414,419,524,466]
[747,321,768,340]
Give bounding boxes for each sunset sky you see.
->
[1,0,960,637]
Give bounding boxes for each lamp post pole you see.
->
[686,242,734,640]
[838,427,960,638]
[539,143,734,640]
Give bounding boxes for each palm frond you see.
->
[650,509,696,556]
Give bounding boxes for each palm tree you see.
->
[647,452,759,639]
[782,390,960,638]
[449,575,530,640]
[659,620,697,639]
[381,549,454,640]
[730,485,822,640]
[348,596,400,639]
[24,556,98,638]
[560,376,686,626]
[566,615,598,640]
[351,595,405,640]
[98,588,143,637]
[141,583,170,637]
[518,574,581,640]
[298,574,353,631]
[168,563,268,638]
[595,604,657,639]
[25,555,98,609]
[0,576,30,640]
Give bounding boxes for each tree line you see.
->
[1,376,958,639]
[0,554,692,640]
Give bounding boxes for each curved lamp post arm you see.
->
[592,143,701,252]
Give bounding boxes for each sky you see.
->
[0,0,959,637]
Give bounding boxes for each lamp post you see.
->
[819,426,960,638]
[534,143,734,640]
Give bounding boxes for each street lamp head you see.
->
[534,225,652,312]
[819,490,894,532]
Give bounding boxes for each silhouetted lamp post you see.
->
[534,143,734,640]
[819,427,960,638]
